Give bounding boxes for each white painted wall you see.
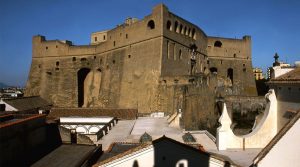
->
[257,119,300,167]
[0,100,17,111]
[60,117,114,123]
[271,66,294,79]
[217,89,278,150]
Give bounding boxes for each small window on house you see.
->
[147,20,155,29]
[103,35,106,40]
[214,41,222,47]
[56,61,59,66]
[167,20,172,31]
[72,57,76,61]
[106,65,109,69]
[175,21,178,33]
[94,37,97,42]
[243,68,246,72]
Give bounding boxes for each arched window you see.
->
[188,28,191,36]
[179,24,183,34]
[227,68,233,82]
[175,21,178,33]
[214,41,222,47]
[179,49,182,59]
[210,67,218,73]
[167,20,172,31]
[147,20,155,29]
[192,29,196,39]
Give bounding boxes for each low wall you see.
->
[49,108,138,120]
[217,89,278,150]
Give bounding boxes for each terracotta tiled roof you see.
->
[269,68,300,84]
[48,108,138,120]
[3,96,52,111]
[252,109,300,165]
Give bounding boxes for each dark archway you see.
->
[147,20,155,29]
[210,67,218,73]
[214,41,222,47]
[77,68,90,107]
[227,68,233,83]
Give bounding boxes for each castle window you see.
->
[56,61,59,66]
[113,41,116,46]
[175,21,178,33]
[227,68,233,82]
[100,59,102,64]
[126,34,128,39]
[120,33,122,36]
[220,60,222,64]
[243,64,245,67]
[103,35,106,40]
[46,46,48,50]
[56,45,58,48]
[188,28,191,37]
[81,58,87,62]
[234,53,236,58]
[214,41,222,47]
[94,56,96,59]
[192,29,196,39]
[94,37,97,42]
[179,49,182,59]
[72,57,76,61]
[55,68,59,71]
[147,20,155,29]
[167,20,172,31]
[207,60,210,64]
[179,24,183,34]
[112,60,116,64]
[128,55,131,58]
[184,27,187,35]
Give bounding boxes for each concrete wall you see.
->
[257,118,300,167]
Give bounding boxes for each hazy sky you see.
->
[0,0,299,86]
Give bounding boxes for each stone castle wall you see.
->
[25,4,257,117]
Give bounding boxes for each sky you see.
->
[0,0,299,86]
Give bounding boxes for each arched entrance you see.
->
[77,68,90,107]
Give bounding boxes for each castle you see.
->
[25,4,257,131]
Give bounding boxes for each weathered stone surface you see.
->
[25,4,257,132]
